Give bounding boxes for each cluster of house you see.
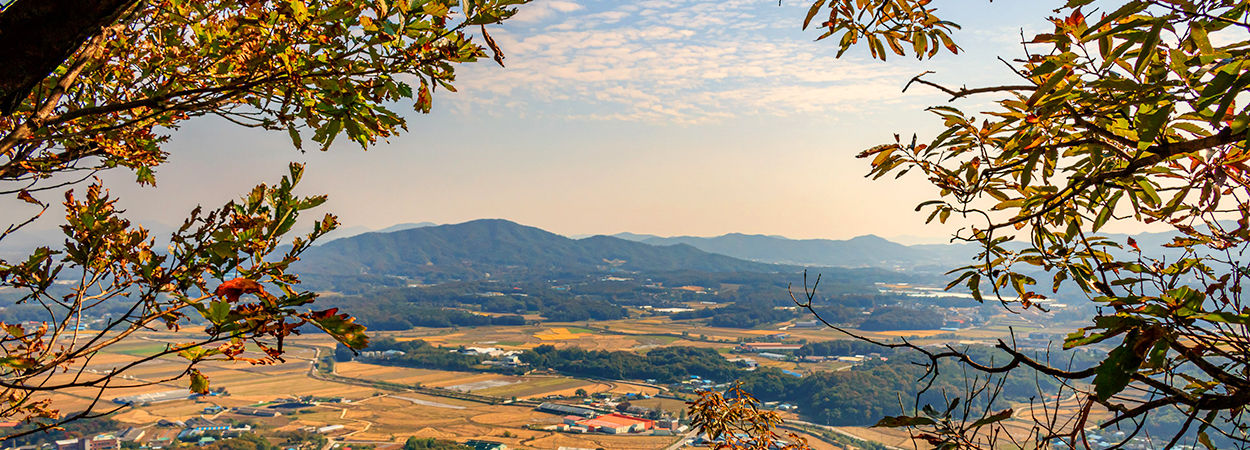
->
[10,416,254,450]
[358,350,406,358]
[675,376,728,393]
[1051,431,1154,450]
[534,402,685,436]
[112,388,230,407]
[53,434,120,450]
[553,414,670,435]
[450,347,524,367]
[233,398,323,417]
[799,353,886,364]
[735,342,802,355]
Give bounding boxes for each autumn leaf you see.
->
[214,278,266,302]
[189,369,210,394]
[303,308,369,350]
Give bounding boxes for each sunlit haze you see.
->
[8,1,1068,242]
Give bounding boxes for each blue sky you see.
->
[10,0,1078,244]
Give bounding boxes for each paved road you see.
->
[662,429,698,450]
[785,419,907,450]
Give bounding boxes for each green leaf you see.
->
[1200,311,1250,325]
[1198,432,1215,450]
[206,300,230,324]
[287,125,303,150]
[1132,21,1164,77]
[1093,341,1144,401]
[802,0,826,31]
[189,369,210,394]
[969,409,1013,428]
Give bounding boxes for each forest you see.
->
[520,345,741,383]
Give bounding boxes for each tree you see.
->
[0,0,523,441]
[335,343,355,363]
[766,1,1250,449]
[574,388,588,397]
[687,384,809,450]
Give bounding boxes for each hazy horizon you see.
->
[1,0,1174,243]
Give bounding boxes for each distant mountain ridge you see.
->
[296,219,793,283]
[620,232,979,268]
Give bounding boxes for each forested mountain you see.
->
[296,219,795,284]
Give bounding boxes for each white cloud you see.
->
[450,0,921,124]
[509,0,584,24]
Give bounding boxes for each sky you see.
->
[7,0,1076,244]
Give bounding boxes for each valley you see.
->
[6,220,1122,450]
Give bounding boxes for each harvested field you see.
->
[474,377,599,398]
[872,329,945,337]
[446,378,518,392]
[427,373,516,390]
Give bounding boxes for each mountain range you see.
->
[296,219,793,284]
[616,233,981,268]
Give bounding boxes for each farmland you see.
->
[29,297,1093,450]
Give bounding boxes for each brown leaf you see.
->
[214,278,266,302]
[17,190,42,206]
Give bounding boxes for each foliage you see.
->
[0,0,524,439]
[0,0,521,184]
[687,383,809,450]
[402,437,468,450]
[0,164,360,433]
[202,433,278,450]
[795,0,1250,448]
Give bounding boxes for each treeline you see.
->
[740,346,1101,427]
[671,304,800,328]
[402,437,468,450]
[320,281,627,329]
[519,345,740,383]
[358,338,502,372]
[201,433,278,450]
[794,340,899,358]
[859,306,945,331]
[320,300,527,330]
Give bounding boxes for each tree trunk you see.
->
[0,0,139,115]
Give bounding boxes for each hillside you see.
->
[296,219,794,284]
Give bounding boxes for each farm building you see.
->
[233,407,281,417]
[567,414,654,434]
[55,435,118,450]
[117,428,145,442]
[536,402,597,418]
[112,389,195,405]
[737,343,802,352]
[464,440,507,450]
